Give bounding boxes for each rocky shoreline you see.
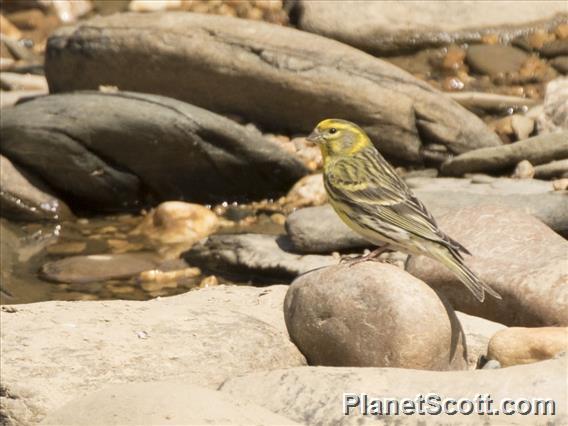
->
[1,1,567,425]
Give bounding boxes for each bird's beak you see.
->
[306,130,323,144]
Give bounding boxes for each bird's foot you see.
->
[340,246,392,267]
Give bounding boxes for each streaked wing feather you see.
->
[327,154,462,251]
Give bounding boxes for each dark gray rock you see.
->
[0,155,73,221]
[466,44,529,76]
[285,206,369,253]
[441,132,568,176]
[40,252,160,284]
[284,262,467,370]
[550,56,568,74]
[285,178,568,253]
[44,12,501,164]
[0,92,307,210]
[540,39,568,58]
[183,234,337,281]
[406,206,568,327]
[297,1,567,55]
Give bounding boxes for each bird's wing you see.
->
[327,155,466,253]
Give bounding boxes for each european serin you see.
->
[307,118,501,302]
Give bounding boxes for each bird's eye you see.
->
[329,128,337,134]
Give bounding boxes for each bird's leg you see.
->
[341,245,392,267]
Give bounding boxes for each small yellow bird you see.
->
[307,118,501,302]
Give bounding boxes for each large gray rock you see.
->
[44,12,501,164]
[220,357,567,425]
[297,1,568,55]
[184,234,338,281]
[441,132,568,176]
[0,285,306,425]
[407,207,568,327]
[285,205,368,253]
[0,155,73,221]
[41,382,299,426]
[285,177,568,253]
[0,91,307,209]
[284,263,467,370]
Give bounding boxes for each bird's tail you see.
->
[432,248,502,303]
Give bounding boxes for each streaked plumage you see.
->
[307,118,501,302]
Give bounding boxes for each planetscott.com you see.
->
[343,393,557,416]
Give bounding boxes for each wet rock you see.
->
[487,327,568,367]
[183,234,337,281]
[489,114,535,142]
[441,132,568,176]
[539,39,568,57]
[550,56,568,73]
[406,206,568,326]
[284,263,467,370]
[42,382,299,426]
[448,91,539,113]
[467,44,529,76]
[220,357,567,425]
[536,77,568,133]
[285,177,568,253]
[285,205,368,253]
[0,92,307,209]
[534,158,568,178]
[0,285,306,425]
[0,155,73,221]
[456,311,507,369]
[40,252,160,284]
[44,12,501,164]
[296,1,568,55]
[132,201,219,258]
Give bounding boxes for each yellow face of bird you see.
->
[306,119,372,160]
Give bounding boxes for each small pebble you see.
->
[511,160,535,179]
[481,359,502,369]
[199,275,219,288]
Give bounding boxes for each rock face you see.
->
[285,205,369,253]
[0,91,307,210]
[284,263,467,370]
[487,327,568,367]
[0,155,73,221]
[44,12,501,164]
[406,207,568,327]
[184,234,337,281]
[441,131,568,176]
[220,357,567,425]
[456,312,508,369]
[285,177,568,253]
[41,382,299,426]
[0,285,306,425]
[297,1,568,55]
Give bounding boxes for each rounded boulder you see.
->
[284,262,467,370]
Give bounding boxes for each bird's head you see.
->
[307,119,371,159]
